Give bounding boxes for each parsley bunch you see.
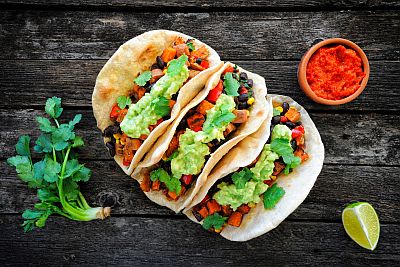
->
[7,97,111,232]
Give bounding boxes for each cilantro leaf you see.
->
[63,179,79,201]
[117,95,132,109]
[72,165,91,182]
[134,71,152,86]
[186,42,195,51]
[63,159,82,179]
[43,157,61,183]
[33,160,46,180]
[45,96,63,119]
[7,155,34,182]
[273,108,281,116]
[36,117,55,133]
[68,114,82,130]
[34,134,53,153]
[270,138,301,174]
[22,209,43,220]
[167,55,188,76]
[152,96,171,117]
[150,168,181,194]
[52,124,74,151]
[202,213,227,230]
[37,188,59,203]
[213,112,236,128]
[263,183,285,209]
[15,135,31,156]
[165,150,178,162]
[232,167,253,189]
[72,136,84,148]
[223,72,240,96]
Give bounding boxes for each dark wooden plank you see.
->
[0,215,399,265]
[1,60,399,112]
[1,0,399,9]
[2,161,399,222]
[1,109,399,165]
[0,10,399,60]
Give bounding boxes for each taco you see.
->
[92,30,222,175]
[184,95,324,241]
[132,62,270,212]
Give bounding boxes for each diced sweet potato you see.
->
[139,134,148,141]
[174,36,186,45]
[190,62,205,71]
[285,107,301,122]
[167,190,179,200]
[151,180,161,191]
[191,46,209,60]
[196,100,214,115]
[223,123,236,137]
[169,100,176,109]
[165,134,179,158]
[151,68,164,83]
[273,161,286,176]
[140,173,151,192]
[123,147,134,164]
[221,205,233,217]
[173,44,190,58]
[116,108,128,123]
[228,211,243,227]
[179,185,186,196]
[198,206,209,219]
[187,112,205,132]
[237,204,251,214]
[294,148,309,162]
[161,47,177,63]
[232,109,249,124]
[125,138,142,151]
[132,84,146,101]
[207,200,222,215]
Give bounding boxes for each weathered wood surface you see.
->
[2,161,399,222]
[0,215,399,266]
[1,0,399,9]
[1,60,399,111]
[1,10,399,60]
[2,110,399,165]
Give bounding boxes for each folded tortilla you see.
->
[132,62,270,212]
[184,95,325,241]
[92,30,222,175]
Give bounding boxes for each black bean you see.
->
[196,58,202,64]
[271,116,281,125]
[192,210,203,222]
[151,63,159,70]
[238,94,248,102]
[103,125,120,137]
[238,102,249,110]
[291,140,297,151]
[285,121,296,129]
[247,79,254,87]
[106,142,115,157]
[239,72,248,80]
[156,56,165,69]
[282,102,289,114]
[296,121,303,126]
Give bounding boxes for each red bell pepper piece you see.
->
[239,87,248,95]
[291,129,303,139]
[110,104,122,120]
[200,194,211,205]
[222,66,235,76]
[200,60,209,69]
[280,116,288,123]
[264,179,274,186]
[294,125,305,134]
[122,158,131,166]
[207,80,223,104]
[181,174,193,186]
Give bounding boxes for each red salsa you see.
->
[306,45,365,100]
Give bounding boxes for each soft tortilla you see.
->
[132,62,270,213]
[184,95,325,241]
[92,30,222,175]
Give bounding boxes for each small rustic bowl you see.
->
[298,38,370,105]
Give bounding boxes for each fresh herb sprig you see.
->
[7,97,111,232]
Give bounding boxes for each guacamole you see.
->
[120,55,189,138]
[170,94,236,178]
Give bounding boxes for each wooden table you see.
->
[1,1,399,265]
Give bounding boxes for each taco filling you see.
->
[192,101,309,233]
[140,66,256,201]
[102,37,212,166]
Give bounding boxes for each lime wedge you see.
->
[342,202,380,250]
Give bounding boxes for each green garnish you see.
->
[263,183,285,209]
[134,70,152,86]
[167,54,188,76]
[202,213,227,230]
[7,97,110,232]
[150,168,181,194]
[151,96,171,117]
[232,167,253,189]
[117,95,132,109]
[223,72,240,96]
[273,108,281,116]
[186,42,195,52]
[270,138,301,174]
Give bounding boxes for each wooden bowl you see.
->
[298,38,370,105]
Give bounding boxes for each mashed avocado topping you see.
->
[170,94,236,179]
[213,124,298,210]
[120,55,189,138]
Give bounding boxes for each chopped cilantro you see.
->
[150,168,181,194]
[270,138,301,174]
[151,96,171,117]
[36,117,55,133]
[213,112,236,128]
[263,183,285,209]
[202,213,227,230]
[223,72,240,96]
[186,42,195,52]
[134,71,152,86]
[117,95,132,109]
[232,167,253,189]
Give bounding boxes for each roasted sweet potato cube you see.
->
[221,205,233,217]
[140,173,151,192]
[285,107,301,122]
[187,112,205,132]
[207,199,222,215]
[237,204,251,214]
[161,47,177,63]
[223,123,236,137]
[232,109,249,124]
[191,46,209,60]
[196,100,214,115]
[228,211,243,227]
[198,206,209,219]
[151,180,161,191]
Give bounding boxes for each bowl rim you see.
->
[298,38,370,105]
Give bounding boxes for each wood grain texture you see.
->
[2,160,399,222]
[1,60,399,112]
[1,0,400,9]
[0,215,399,266]
[0,10,399,60]
[2,110,399,165]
